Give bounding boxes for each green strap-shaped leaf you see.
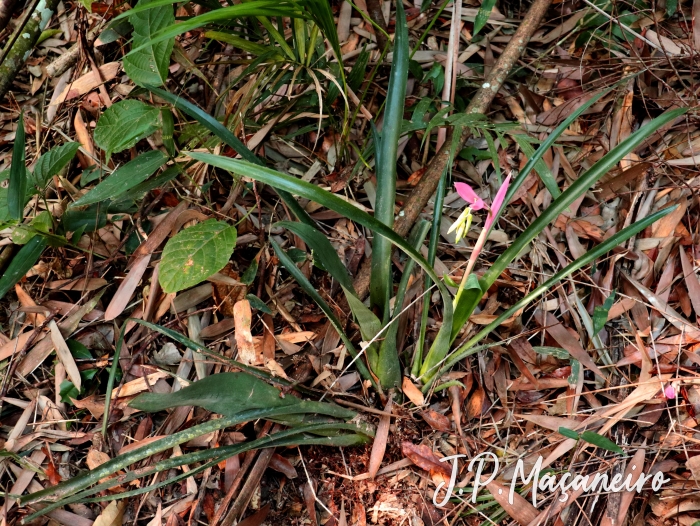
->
[342,285,381,369]
[370,0,408,319]
[72,150,167,206]
[271,239,377,389]
[580,430,623,453]
[0,235,47,300]
[8,112,26,220]
[276,220,354,292]
[130,372,356,420]
[186,151,455,388]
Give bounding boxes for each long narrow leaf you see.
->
[370,1,409,319]
[185,152,455,381]
[271,239,378,389]
[450,106,687,341]
[145,86,260,165]
[8,112,26,220]
[277,220,354,292]
[422,204,678,389]
[0,236,47,300]
[126,2,308,57]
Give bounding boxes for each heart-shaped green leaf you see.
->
[94,100,161,158]
[159,219,237,293]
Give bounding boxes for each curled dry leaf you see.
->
[401,442,451,479]
[268,453,298,478]
[401,377,424,406]
[93,500,126,526]
[234,299,259,365]
[368,397,392,479]
[419,410,452,432]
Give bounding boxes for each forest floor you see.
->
[1,0,700,524]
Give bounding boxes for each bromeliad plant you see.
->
[173,4,686,393]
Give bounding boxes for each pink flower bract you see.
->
[454,182,486,211]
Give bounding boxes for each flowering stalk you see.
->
[451,174,511,290]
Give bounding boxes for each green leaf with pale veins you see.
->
[31,142,80,189]
[72,150,167,206]
[124,0,175,86]
[159,219,237,293]
[94,100,161,158]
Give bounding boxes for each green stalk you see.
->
[412,167,447,377]
[376,219,431,388]
[370,0,408,320]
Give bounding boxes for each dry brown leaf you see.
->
[234,299,259,365]
[368,397,392,479]
[50,320,81,391]
[680,247,700,318]
[93,500,126,526]
[401,377,425,406]
[111,371,169,399]
[71,394,105,418]
[14,284,45,325]
[419,410,452,432]
[484,476,538,526]
[104,254,151,321]
[534,309,605,378]
[53,63,120,106]
[268,453,298,478]
[401,442,451,478]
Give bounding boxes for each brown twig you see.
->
[349,0,554,301]
[365,0,389,52]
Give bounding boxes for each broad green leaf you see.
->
[277,220,354,292]
[473,0,497,36]
[93,100,161,158]
[0,236,47,300]
[8,112,26,220]
[241,260,258,285]
[62,204,107,234]
[592,290,616,335]
[72,150,167,206]
[580,430,623,454]
[59,380,79,404]
[31,142,80,189]
[370,0,408,319]
[124,0,175,86]
[158,219,237,293]
[130,372,357,424]
[558,427,580,440]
